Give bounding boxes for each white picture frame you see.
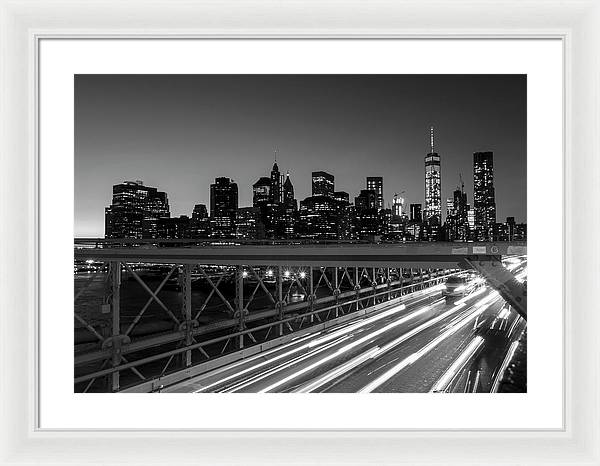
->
[0,0,598,464]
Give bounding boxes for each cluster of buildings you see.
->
[104,128,526,243]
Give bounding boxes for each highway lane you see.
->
[164,262,527,393]
[164,283,446,393]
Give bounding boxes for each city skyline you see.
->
[75,74,527,237]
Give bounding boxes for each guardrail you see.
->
[74,261,459,393]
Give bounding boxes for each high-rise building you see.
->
[190,204,210,238]
[192,203,208,221]
[209,177,238,237]
[297,171,338,240]
[266,161,285,237]
[156,215,190,239]
[446,198,455,218]
[354,190,379,238]
[473,151,497,241]
[505,216,515,241]
[105,180,170,239]
[410,203,423,223]
[392,193,404,218]
[252,177,271,205]
[424,126,442,226]
[236,207,265,240]
[355,190,377,211]
[467,206,475,231]
[333,191,351,239]
[333,191,349,204]
[312,171,334,197]
[298,196,338,240]
[282,172,298,237]
[253,156,293,239]
[366,177,384,211]
[252,176,271,234]
[270,161,283,205]
[388,194,406,233]
[445,185,469,241]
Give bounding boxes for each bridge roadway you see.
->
[161,261,527,393]
[75,241,527,269]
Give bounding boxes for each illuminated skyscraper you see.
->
[410,203,423,223]
[353,190,379,238]
[236,207,264,240]
[467,206,475,230]
[209,177,238,237]
[392,193,404,218]
[270,159,283,205]
[312,171,335,198]
[282,172,298,237]
[473,151,497,241]
[424,126,442,226]
[366,176,384,211]
[445,185,469,241]
[190,203,210,238]
[104,180,170,239]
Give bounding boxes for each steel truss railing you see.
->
[74,262,459,392]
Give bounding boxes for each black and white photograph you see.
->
[74,74,527,394]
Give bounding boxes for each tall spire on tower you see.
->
[272,147,279,172]
[430,126,435,154]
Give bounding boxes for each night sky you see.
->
[74,74,526,237]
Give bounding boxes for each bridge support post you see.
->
[355,266,360,311]
[371,267,377,305]
[333,267,339,318]
[236,265,245,349]
[109,261,121,392]
[309,266,314,324]
[181,264,192,366]
[277,266,284,337]
[399,269,404,295]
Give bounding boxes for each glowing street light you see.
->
[284,270,291,278]
[242,270,248,278]
[299,271,306,279]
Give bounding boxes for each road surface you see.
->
[164,261,527,393]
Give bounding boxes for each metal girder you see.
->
[74,256,467,391]
[124,263,181,326]
[197,267,235,317]
[180,264,193,366]
[464,257,527,320]
[74,270,458,388]
[125,264,178,337]
[75,242,527,269]
[109,261,121,391]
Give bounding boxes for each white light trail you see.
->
[429,336,484,393]
[507,314,521,338]
[193,281,450,393]
[194,303,407,392]
[491,340,520,393]
[453,287,487,306]
[222,335,351,393]
[257,301,445,393]
[294,302,469,393]
[292,347,381,393]
[358,294,501,393]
